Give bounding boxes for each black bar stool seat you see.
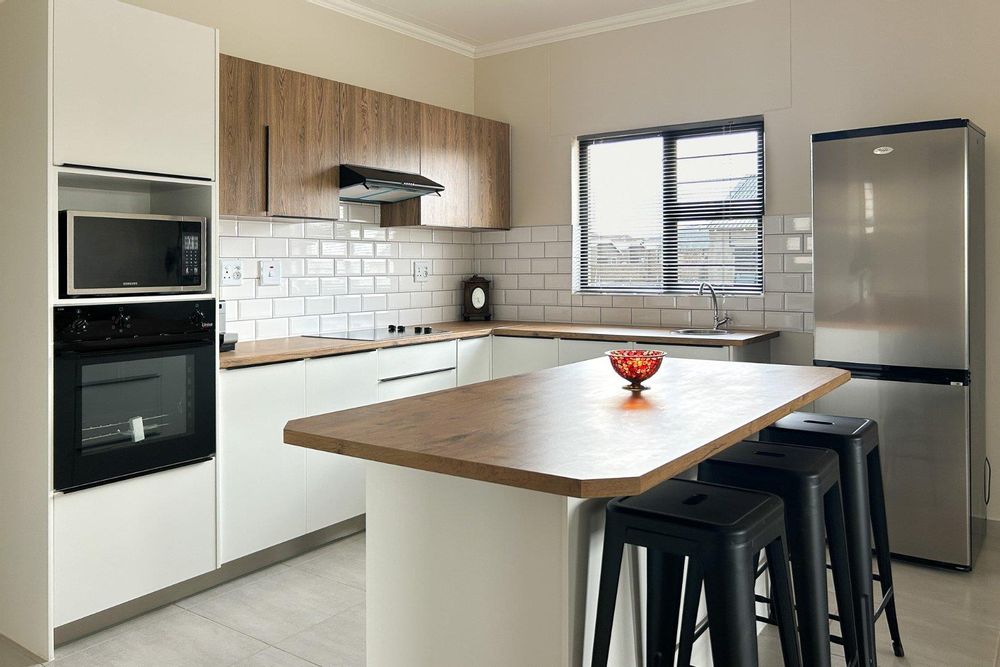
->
[761,412,904,666]
[591,479,802,667]
[678,440,860,667]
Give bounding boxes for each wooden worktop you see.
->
[285,358,848,498]
[220,321,778,369]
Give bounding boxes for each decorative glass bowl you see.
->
[605,349,666,392]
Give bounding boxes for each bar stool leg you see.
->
[676,559,702,667]
[785,501,833,667]
[703,551,761,667]
[646,549,685,667]
[825,484,860,667]
[765,535,803,667]
[592,520,626,667]
[867,448,905,658]
[841,447,878,667]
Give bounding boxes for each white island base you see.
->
[365,462,719,666]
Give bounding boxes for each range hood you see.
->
[339,164,444,204]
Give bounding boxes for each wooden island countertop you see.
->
[285,357,848,498]
[220,320,778,369]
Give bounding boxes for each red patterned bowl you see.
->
[605,349,666,392]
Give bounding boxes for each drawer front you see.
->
[378,340,457,381]
[378,368,457,402]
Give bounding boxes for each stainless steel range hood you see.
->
[339,164,444,204]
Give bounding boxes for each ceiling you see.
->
[308,0,753,57]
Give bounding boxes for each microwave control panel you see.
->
[182,232,202,278]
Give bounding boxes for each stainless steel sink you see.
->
[673,328,729,336]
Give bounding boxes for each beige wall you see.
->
[123,0,475,112]
[474,0,1000,518]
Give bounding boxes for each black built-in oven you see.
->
[53,300,216,492]
[60,210,207,297]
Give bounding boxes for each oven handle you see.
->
[55,334,215,355]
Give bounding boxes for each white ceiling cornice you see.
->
[308,0,755,59]
[307,0,477,57]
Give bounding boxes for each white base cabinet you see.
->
[54,461,216,626]
[457,337,492,385]
[558,339,632,366]
[304,352,378,533]
[220,361,307,563]
[492,336,559,378]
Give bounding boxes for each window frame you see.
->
[575,115,765,296]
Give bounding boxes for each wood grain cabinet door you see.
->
[340,85,420,173]
[469,117,511,229]
[265,66,341,219]
[419,105,470,227]
[219,55,267,217]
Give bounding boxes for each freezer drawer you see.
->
[815,377,972,567]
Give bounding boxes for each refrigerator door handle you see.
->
[986,457,992,506]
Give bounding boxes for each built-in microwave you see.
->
[60,210,207,297]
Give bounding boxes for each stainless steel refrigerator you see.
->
[811,119,987,569]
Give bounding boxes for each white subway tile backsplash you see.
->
[765,311,804,331]
[219,219,239,236]
[320,313,348,333]
[321,240,348,257]
[375,275,397,293]
[571,307,601,323]
[221,279,255,301]
[530,290,557,305]
[289,316,320,335]
[409,228,433,243]
[255,281,289,299]
[238,221,272,237]
[305,296,334,315]
[271,221,304,238]
[505,227,531,243]
[349,242,374,257]
[335,294,362,313]
[659,309,692,326]
[494,244,518,259]
[600,308,631,325]
[518,243,544,258]
[544,306,572,322]
[386,292,410,310]
[239,299,272,320]
[783,254,813,273]
[304,222,334,238]
[279,258,305,277]
[334,259,361,276]
[220,237,254,258]
[288,239,320,257]
[518,274,544,289]
[544,242,571,258]
[410,291,432,308]
[362,294,387,311]
[364,259,388,275]
[255,318,289,339]
[335,222,361,240]
[612,296,643,309]
[784,293,814,312]
[783,215,812,233]
[255,238,289,257]
[531,226,559,242]
[505,258,531,274]
[289,277,320,297]
[320,277,348,296]
[348,276,375,294]
[631,309,661,326]
[273,297,305,318]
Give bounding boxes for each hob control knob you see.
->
[111,308,132,331]
[69,316,88,335]
[190,307,207,328]
[388,324,397,332]
[398,325,406,332]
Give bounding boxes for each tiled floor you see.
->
[3,529,1000,666]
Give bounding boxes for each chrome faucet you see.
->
[699,282,731,330]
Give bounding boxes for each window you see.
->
[575,117,764,295]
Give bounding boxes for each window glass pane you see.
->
[676,153,759,202]
[582,137,664,290]
[674,219,762,287]
[675,130,758,158]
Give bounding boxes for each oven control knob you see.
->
[190,307,208,328]
[68,316,88,335]
[111,309,132,331]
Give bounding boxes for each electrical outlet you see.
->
[259,260,282,286]
[413,260,431,283]
[220,260,243,286]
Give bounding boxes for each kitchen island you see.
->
[285,357,848,666]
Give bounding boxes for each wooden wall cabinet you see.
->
[219,58,341,219]
[340,84,419,173]
[219,56,509,228]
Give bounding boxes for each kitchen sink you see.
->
[673,328,729,336]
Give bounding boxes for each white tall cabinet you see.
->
[0,0,217,658]
[52,0,217,178]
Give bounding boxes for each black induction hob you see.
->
[305,325,449,341]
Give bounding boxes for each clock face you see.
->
[471,286,486,309]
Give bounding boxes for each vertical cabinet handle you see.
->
[986,457,992,506]
[264,124,271,214]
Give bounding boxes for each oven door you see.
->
[54,339,216,492]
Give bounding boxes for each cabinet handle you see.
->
[379,367,456,383]
[986,457,992,506]
[264,124,271,214]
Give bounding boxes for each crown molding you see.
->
[309,0,754,59]
[307,0,476,58]
[474,0,755,58]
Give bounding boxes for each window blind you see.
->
[576,117,764,295]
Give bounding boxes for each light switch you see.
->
[413,260,431,283]
[259,260,282,286]
[221,260,243,286]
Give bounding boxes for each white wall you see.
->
[474,0,1000,517]
[123,0,475,112]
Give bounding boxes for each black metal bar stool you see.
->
[591,479,802,667]
[676,440,860,667]
[760,412,904,666]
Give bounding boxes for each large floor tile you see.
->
[175,563,293,611]
[184,567,363,645]
[287,535,365,591]
[54,605,183,660]
[51,607,265,667]
[276,604,364,667]
[229,646,318,667]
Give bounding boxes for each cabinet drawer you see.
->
[378,340,457,381]
[378,368,457,402]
